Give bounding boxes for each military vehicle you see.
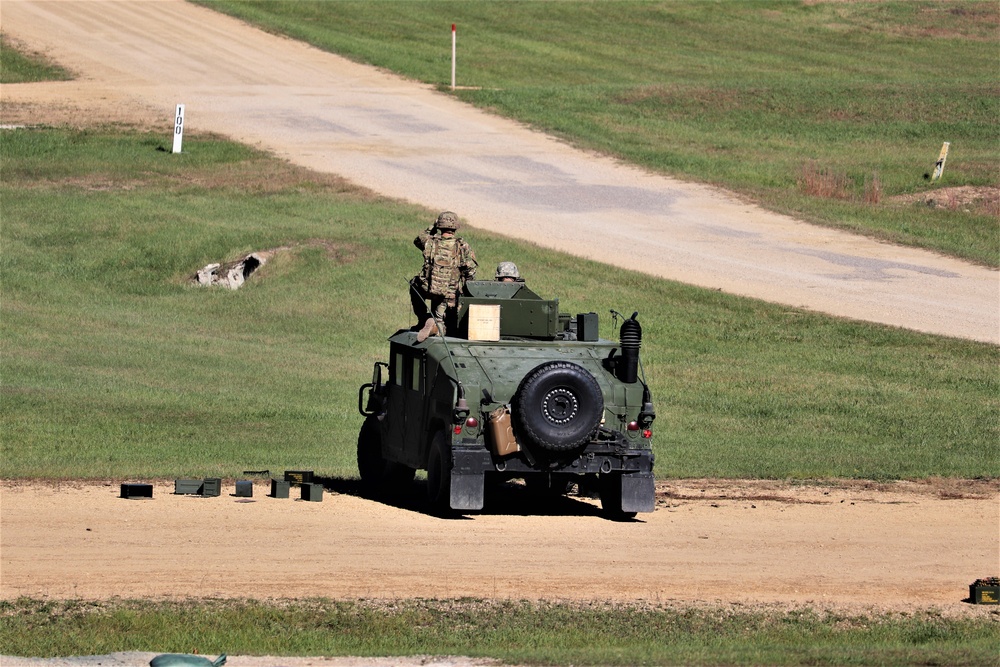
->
[357,280,656,518]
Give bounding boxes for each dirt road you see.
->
[2,479,998,614]
[2,0,997,344]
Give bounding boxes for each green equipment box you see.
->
[284,470,313,487]
[174,479,203,495]
[970,579,999,605]
[120,483,153,499]
[301,482,323,502]
[270,479,290,498]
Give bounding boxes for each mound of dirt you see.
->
[890,185,1000,214]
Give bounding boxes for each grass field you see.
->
[2,128,997,480]
[0,33,72,83]
[3,598,999,667]
[196,0,1000,267]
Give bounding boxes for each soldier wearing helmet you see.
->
[495,261,522,283]
[410,211,478,341]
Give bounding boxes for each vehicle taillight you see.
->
[466,416,479,429]
[642,429,652,439]
[627,421,640,431]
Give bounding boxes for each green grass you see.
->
[1,128,997,480]
[2,598,998,667]
[196,0,1000,266]
[0,33,72,83]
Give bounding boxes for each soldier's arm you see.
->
[462,242,478,281]
[414,227,435,250]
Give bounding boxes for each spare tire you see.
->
[512,361,604,452]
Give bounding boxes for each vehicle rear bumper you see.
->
[453,443,654,476]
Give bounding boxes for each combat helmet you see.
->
[435,211,460,231]
[495,261,520,281]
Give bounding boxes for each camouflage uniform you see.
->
[411,212,477,337]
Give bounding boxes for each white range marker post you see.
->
[172,104,185,154]
[931,141,950,182]
[451,23,457,90]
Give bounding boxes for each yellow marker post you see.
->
[931,142,950,181]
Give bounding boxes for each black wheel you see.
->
[512,361,604,452]
[426,430,453,511]
[385,462,416,489]
[599,473,637,521]
[358,416,415,497]
[357,416,388,491]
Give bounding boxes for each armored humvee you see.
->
[357,280,656,518]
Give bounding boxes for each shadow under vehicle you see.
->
[358,280,655,519]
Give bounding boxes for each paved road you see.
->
[3,0,997,343]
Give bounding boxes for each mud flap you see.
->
[450,473,484,511]
[620,472,655,513]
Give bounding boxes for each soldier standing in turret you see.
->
[410,211,477,342]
